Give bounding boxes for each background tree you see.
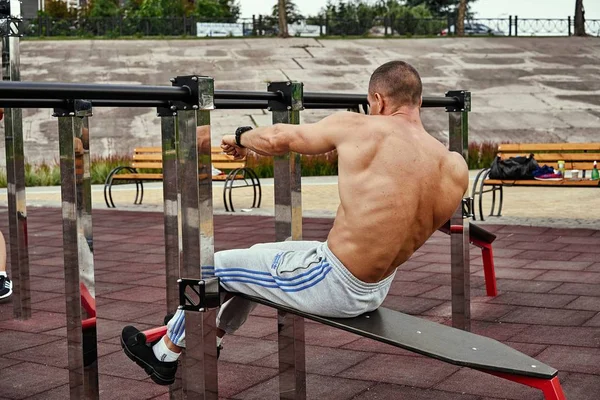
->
[456,0,466,35]
[86,0,121,18]
[136,0,185,17]
[43,0,77,18]
[277,0,289,37]
[195,0,240,22]
[272,0,303,25]
[574,0,586,36]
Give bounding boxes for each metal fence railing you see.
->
[18,15,600,38]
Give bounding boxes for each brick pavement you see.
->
[0,208,599,399]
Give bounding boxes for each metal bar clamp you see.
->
[178,277,221,312]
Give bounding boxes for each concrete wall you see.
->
[1,37,599,164]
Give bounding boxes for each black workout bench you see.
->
[143,278,565,400]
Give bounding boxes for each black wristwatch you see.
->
[235,126,253,148]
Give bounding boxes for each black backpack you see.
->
[488,154,539,180]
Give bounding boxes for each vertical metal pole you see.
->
[270,81,306,400]
[78,116,99,399]
[197,77,218,400]
[447,91,471,332]
[509,16,512,36]
[160,112,182,399]
[568,16,572,36]
[2,0,30,321]
[515,15,518,36]
[175,76,217,400]
[57,101,99,400]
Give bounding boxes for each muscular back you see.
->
[327,114,469,283]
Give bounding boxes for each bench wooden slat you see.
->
[112,173,164,180]
[130,162,163,169]
[484,179,600,187]
[133,154,163,161]
[498,143,600,152]
[213,162,247,170]
[236,292,556,379]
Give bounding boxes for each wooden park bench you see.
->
[472,143,600,220]
[103,147,261,212]
[140,278,565,400]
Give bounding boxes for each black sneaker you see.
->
[121,325,178,386]
[0,275,12,300]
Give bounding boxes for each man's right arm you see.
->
[222,111,366,157]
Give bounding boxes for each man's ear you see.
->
[375,93,385,113]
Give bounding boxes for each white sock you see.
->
[0,271,6,277]
[217,336,223,348]
[152,337,181,362]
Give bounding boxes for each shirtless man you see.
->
[121,61,469,385]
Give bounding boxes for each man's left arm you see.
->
[221,112,365,158]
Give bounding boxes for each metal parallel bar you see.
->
[159,114,182,398]
[0,81,191,101]
[0,84,461,109]
[448,103,471,332]
[78,116,99,398]
[58,110,96,399]
[197,77,218,400]
[2,32,31,321]
[215,89,280,101]
[0,98,371,110]
[271,81,306,400]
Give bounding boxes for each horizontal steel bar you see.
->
[0,81,461,109]
[0,81,191,102]
[216,90,281,101]
[0,98,457,110]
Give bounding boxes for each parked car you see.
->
[440,23,505,36]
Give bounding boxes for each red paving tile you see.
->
[338,354,459,389]
[492,279,560,293]
[559,372,600,400]
[352,383,482,400]
[550,282,600,296]
[381,295,444,315]
[583,313,600,327]
[0,362,69,399]
[565,296,600,311]
[252,345,373,376]
[232,374,373,400]
[499,307,596,326]
[97,375,168,400]
[535,270,600,284]
[521,260,593,271]
[0,209,597,399]
[0,330,62,356]
[536,345,600,375]
[0,311,66,332]
[217,361,279,399]
[489,292,578,308]
[101,286,166,303]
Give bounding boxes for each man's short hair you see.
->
[368,61,422,107]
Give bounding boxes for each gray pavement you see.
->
[0,37,599,165]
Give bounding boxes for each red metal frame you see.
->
[144,326,168,343]
[484,371,566,400]
[448,225,498,297]
[80,283,96,330]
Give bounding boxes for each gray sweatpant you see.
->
[166,241,395,347]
